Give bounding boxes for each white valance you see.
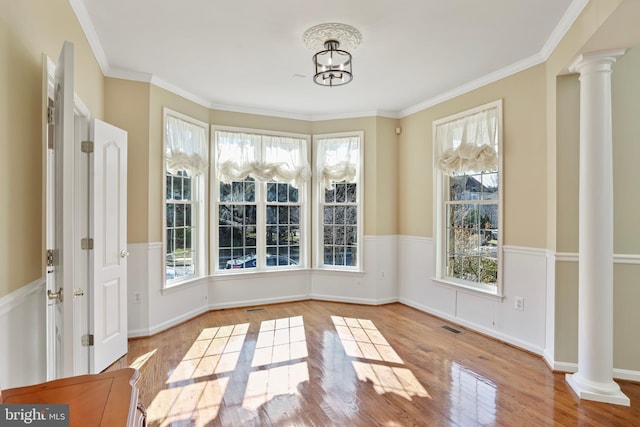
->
[215,131,310,188]
[316,135,360,189]
[165,115,208,176]
[435,107,498,176]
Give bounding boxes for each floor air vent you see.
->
[442,325,462,334]
[246,307,266,312]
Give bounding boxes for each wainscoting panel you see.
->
[0,279,47,388]
[398,237,547,355]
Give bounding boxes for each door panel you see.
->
[46,41,75,380]
[91,119,128,373]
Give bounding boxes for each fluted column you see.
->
[565,49,629,406]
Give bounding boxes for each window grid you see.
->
[322,182,358,267]
[266,182,301,266]
[218,177,257,270]
[166,171,196,280]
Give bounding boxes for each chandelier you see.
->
[303,23,362,87]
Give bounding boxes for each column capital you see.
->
[569,49,626,74]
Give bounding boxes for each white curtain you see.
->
[316,135,360,189]
[215,131,310,187]
[165,115,208,176]
[435,107,498,176]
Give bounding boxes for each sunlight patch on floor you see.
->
[243,316,310,411]
[148,377,230,427]
[129,348,157,370]
[331,315,430,400]
[167,323,249,383]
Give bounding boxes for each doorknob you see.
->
[120,250,130,258]
[47,288,63,302]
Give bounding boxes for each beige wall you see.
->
[0,0,103,297]
[398,64,548,248]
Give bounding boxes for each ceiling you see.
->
[72,0,585,120]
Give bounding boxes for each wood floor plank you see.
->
[107,301,640,426]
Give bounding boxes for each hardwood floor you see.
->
[108,301,640,426]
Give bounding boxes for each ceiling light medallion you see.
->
[303,23,362,87]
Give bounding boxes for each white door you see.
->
[45,41,76,380]
[90,118,128,374]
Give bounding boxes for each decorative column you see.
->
[566,49,629,406]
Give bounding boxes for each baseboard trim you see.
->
[550,361,640,382]
[0,278,45,316]
[208,294,309,311]
[310,294,398,306]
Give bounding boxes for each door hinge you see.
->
[46,249,55,267]
[47,106,55,124]
[81,334,94,347]
[81,238,94,250]
[81,140,94,153]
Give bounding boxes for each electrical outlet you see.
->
[134,293,142,303]
[514,296,524,311]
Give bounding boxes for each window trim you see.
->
[210,125,311,275]
[433,100,503,296]
[163,108,209,289]
[312,131,365,272]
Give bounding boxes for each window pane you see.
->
[346,206,357,225]
[175,204,185,227]
[346,183,357,203]
[336,183,346,203]
[166,175,172,200]
[278,183,288,202]
[219,226,231,247]
[290,206,300,225]
[166,204,175,227]
[482,172,498,200]
[278,206,289,224]
[324,207,334,224]
[183,176,192,200]
[220,182,231,202]
[336,206,347,224]
[289,185,299,203]
[185,204,192,227]
[267,182,277,202]
[231,182,244,202]
[245,180,255,202]
[174,176,183,200]
[325,187,335,203]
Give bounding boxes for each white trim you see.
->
[502,245,549,257]
[556,251,640,264]
[68,0,109,75]
[208,294,309,311]
[0,278,45,316]
[539,0,590,59]
[310,294,396,306]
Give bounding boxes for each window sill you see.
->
[432,277,504,301]
[162,275,208,294]
[211,268,311,280]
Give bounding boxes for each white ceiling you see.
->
[72,0,585,120]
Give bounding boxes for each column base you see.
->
[566,373,630,406]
